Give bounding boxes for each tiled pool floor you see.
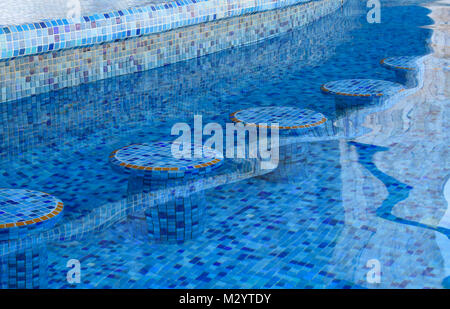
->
[1,0,448,288]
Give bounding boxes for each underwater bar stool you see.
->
[380,56,420,88]
[230,106,328,182]
[0,189,64,288]
[321,79,405,120]
[110,142,223,243]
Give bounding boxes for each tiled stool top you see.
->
[230,107,327,129]
[0,189,64,240]
[380,56,420,71]
[321,79,405,97]
[110,142,224,177]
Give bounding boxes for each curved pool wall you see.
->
[0,4,356,162]
[0,0,344,103]
[0,1,362,255]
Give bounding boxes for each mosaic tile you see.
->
[380,56,421,71]
[110,142,223,179]
[110,142,224,242]
[0,0,313,61]
[0,240,48,288]
[142,184,207,243]
[321,79,405,97]
[45,140,369,289]
[0,4,360,226]
[349,141,450,238]
[229,107,330,169]
[0,0,344,103]
[0,1,169,25]
[0,189,63,289]
[0,188,64,240]
[0,1,444,289]
[231,106,327,129]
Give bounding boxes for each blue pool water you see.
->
[1,0,448,288]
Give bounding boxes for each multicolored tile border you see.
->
[0,189,63,228]
[0,0,344,103]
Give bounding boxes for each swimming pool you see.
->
[0,0,448,289]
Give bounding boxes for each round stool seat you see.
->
[321,79,405,97]
[0,189,64,289]
[109,142,223,243]
[0,189,64,241]
[230,107,327,176]
[230,106,327,131]
[380,56,420,71]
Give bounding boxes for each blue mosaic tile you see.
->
[110,142,223,179]
[143,187,207,243]
[0,0,314,61]
[0,240,48,289]
[110,142,224,243]
[231,106,327,129]
[380,56,421,71]
[230,107,329,165]
[0,189,63,289]
[0,189,64,240]
[0,1,443,290]
[0,0,344,103]
[321,79,405,97]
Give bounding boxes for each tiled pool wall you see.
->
[0,0,344,103]
[0,3,356,162]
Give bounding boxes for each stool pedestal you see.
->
[381,56,419,88]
